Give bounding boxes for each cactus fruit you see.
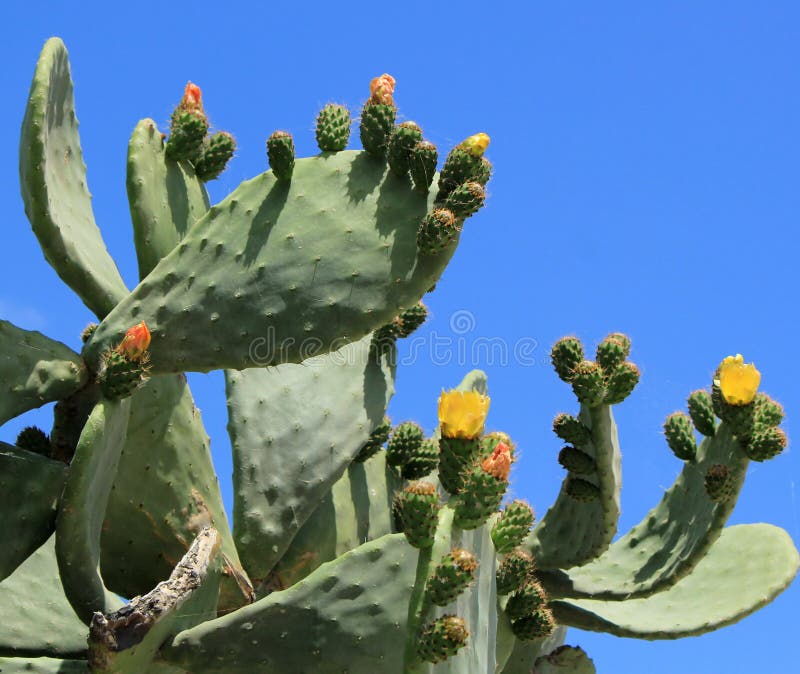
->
[2,37,797,674]
[266,130,295,180]
[492,501,535,554]
[194,131,236,181]
[417,615,470,663]
[315,103,351,152]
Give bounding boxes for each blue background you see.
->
[1,2,798,672]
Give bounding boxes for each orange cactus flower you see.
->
[481,442,512,481]
[438,390,490,439]
[180,82,203,112]
[369,73,396,105]
[117,322,151,361]
[718,354,761,406]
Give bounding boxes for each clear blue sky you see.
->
[1,2,798,672]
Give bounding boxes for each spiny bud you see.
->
[571,361,606,407]
[417,615,469,664]
[557,446,596,475]
[81,322,98,344]
[417,208,461,255]
[552,413,591,446]
[386,421,425,468]
[496,549,534,595]
[604,361,640,405]
[267,130,295,181]
[550,336,584,383]
[491,500,535,554]
[426,548,478,606]
[704,464,734,502]
[510,607,556,641]
[743,426,787,462]
[506,579,548,620]
[315,104,351,152]
[394,482,439,549]
[564,477,600,503]
[15,426,51,456]
[444,181,486,218]
[687,389,716,437]
[596,334,629,371]
[353,417,391,463]
[754,393,785,428]
[663,412,697,461]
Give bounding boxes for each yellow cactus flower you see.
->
[438,390,490,439]
[460,133,490,157]
[718,354,761,406]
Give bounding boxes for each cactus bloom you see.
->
[718,354,760,405]
[481,442,513,481]
[369,73,396,105]
[117,322,151,361]
[460,133,490,157]
[438,390,490,439]
[180,82,203,111]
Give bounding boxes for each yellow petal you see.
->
[438,390,490,439]
[718,354,761,406]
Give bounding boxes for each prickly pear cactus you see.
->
[1,37,797,674]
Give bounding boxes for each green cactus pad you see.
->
[0,535,88,658]
[417,207,461,255]
[743,425,787,461]
[536,422,750,599]
[550,524,799,639]
[14,426,51,457]
[402,438,440,480]
[506,580,548,620]
[360,102,396,157]
[552,413,591,446]
[444,181,486,218]
[161,534,417,674]
[492,501,535,554]
[550,337,584,383]
[55,398,130,624]
[194,131,236,182]
[166,110,208,164]
[687,389,716,437]
[497,551,535,596]
[387,121,424,176]
[603,361,640,405]
[387,421,425,467]
[19,38,128,319]
[570,361,606,407]
[89,528,221,674]
[534,645,596,674]
[316,103,351,152]
[85,150,455,374]
[527,405,621,569]
[0,320,88,427]
[557,447,596,475]
[266,130,295,181]
[100,374,250,613]
[226,334,395,584]
[267,451,400,591]
[353,415,392,462]
[410,140,438,192]
[126,118,211,279]
[0,658,90,673]
[0,444,66,582]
